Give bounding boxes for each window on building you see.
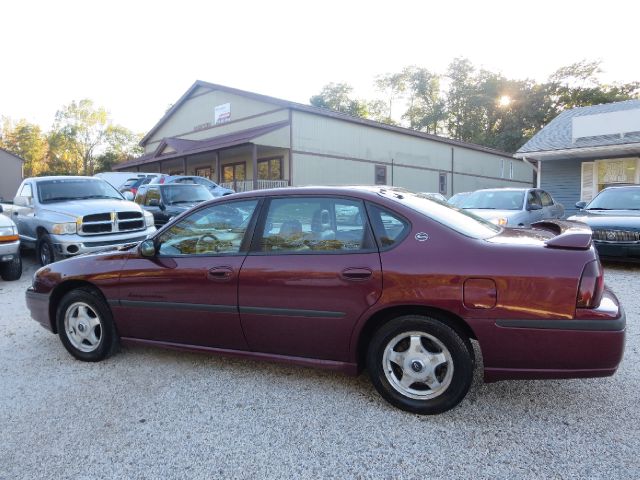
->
[195,167,212,179]
[375,165,387,185]
[509,161,514,179]
[257,157,283,180]
[223,163,246,182]
[499,159,505,178]
[439,172,447,196]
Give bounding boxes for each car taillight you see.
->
[576,260,604,308]
[159,177,165,184]
[131,188,137,195]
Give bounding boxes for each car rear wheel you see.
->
[0,255,22,281]
[56,288,117,362]
[367,315,473,414]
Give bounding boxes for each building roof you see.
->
[115,121,289,170]
[139,80,513,159]
[0,148,25,162]
[516,99,640,158]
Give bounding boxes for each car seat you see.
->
[311,209,336,240]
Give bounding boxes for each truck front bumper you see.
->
[0,240,20,262]
[50,227,156,257]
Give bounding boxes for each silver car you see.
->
[0,205,21,280]
[459,188,564,227]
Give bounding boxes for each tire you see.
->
[37,233,55,266]
[367,315,473,415]
[55,288,117,362]
[0,255,22,281]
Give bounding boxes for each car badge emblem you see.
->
[606,231,616,240]
[415,232,429,242]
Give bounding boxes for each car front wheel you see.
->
[367,315,473,415]
[56,288,117,362]
[0,255,22,281]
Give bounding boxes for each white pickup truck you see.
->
[0,176,156,266]
[0,206,21,280]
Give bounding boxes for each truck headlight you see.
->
[0,225,18,242]
[144,211,154,227]
[490,217,508,226]
[51,222,77,235]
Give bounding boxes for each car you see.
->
[120,174,163,197]
[26,186,625,415]
[418,192,447,202]
[135,183,214,228]
[459,188,564,227]
[448,191,471,207]
[150,174,234,197]
[93,172,145,191]
[568,185,640,262]
[0,205,21,280]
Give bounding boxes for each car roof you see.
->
[219,185,409,201]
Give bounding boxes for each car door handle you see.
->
[207,266,234,281]
[341,267,373,281]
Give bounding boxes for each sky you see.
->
[1,0,639,135]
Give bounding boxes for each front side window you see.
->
[540,191,554,207]
[527,191,542,208]
[144,188,161,206]
[157,200,258,256]
[20,183,32,198]
[258,197,373,253]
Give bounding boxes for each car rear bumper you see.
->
[473,289,626,382]
[26,287,53,332]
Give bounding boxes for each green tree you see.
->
[309,83,369,117]
[0,118,49,176]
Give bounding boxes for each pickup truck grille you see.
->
[80,211,145,235]
[592,229,640,243]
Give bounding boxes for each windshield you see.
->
[460,190,524,210]
[161,185,213,205]
[587,187,640,210]
[383,190,501,239]
[37,179,123,203]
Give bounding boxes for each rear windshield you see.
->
[161,185,213,204]
[460,190,524,210]
[587,187,640,210]
[383,190,501,239]
[37,179,123,203]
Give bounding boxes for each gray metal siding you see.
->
[540,159,582,217]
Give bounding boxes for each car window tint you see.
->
[157,200,258,256]
[540,191,554,207]
[366,204,410,249]
[259,197,372,253]
[527,191,542,207]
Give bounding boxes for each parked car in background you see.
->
[26,186,624,415]
[448,192,471,207]
[0,176,155,265]
[94,172,144,191]
[0,205,21,280]
[150,175,234,197]
[120,174,163,197]
[459,188,564,227]
[135,183,213,228]
[568,185,640,262]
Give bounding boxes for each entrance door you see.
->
[238,196,382,361]
[115,199,260,349]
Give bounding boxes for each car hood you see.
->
[41,199,142,220]
[467,209,521,220]
[568,210,640,229]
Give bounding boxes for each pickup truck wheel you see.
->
[0,255,22,281]
[367,315,473,415]
[37,233,55,266]
[56,288,117,362]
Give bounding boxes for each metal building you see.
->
[0,148,24,202]
[116,81,533,194]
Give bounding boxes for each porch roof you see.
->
[115,120,289,170]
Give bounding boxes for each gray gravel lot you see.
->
[1,252,639,479]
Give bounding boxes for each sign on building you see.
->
[214,103,231,124]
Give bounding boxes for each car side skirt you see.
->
[119,337,359,375]
[484,366,619,383]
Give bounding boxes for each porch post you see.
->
[215,151,220,183]
[252,143,258,190]
[182,157,187,175]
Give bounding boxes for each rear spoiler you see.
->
[532,219,592,250]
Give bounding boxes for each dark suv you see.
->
[134,183,213,228]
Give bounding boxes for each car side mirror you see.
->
[575,201,587,210]
[123,191,134,201]
[139,239,157,257]
[527,204,542,211]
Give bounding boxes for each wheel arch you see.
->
[354,305,478,370]
[48,280,106,333]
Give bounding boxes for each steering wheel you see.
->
[195,234,219,254]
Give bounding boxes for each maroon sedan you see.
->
[26,187,625,414]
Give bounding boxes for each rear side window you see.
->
[257,197,374,253]
[366,203,410,250]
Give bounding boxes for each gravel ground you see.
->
[1,252,639,479]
